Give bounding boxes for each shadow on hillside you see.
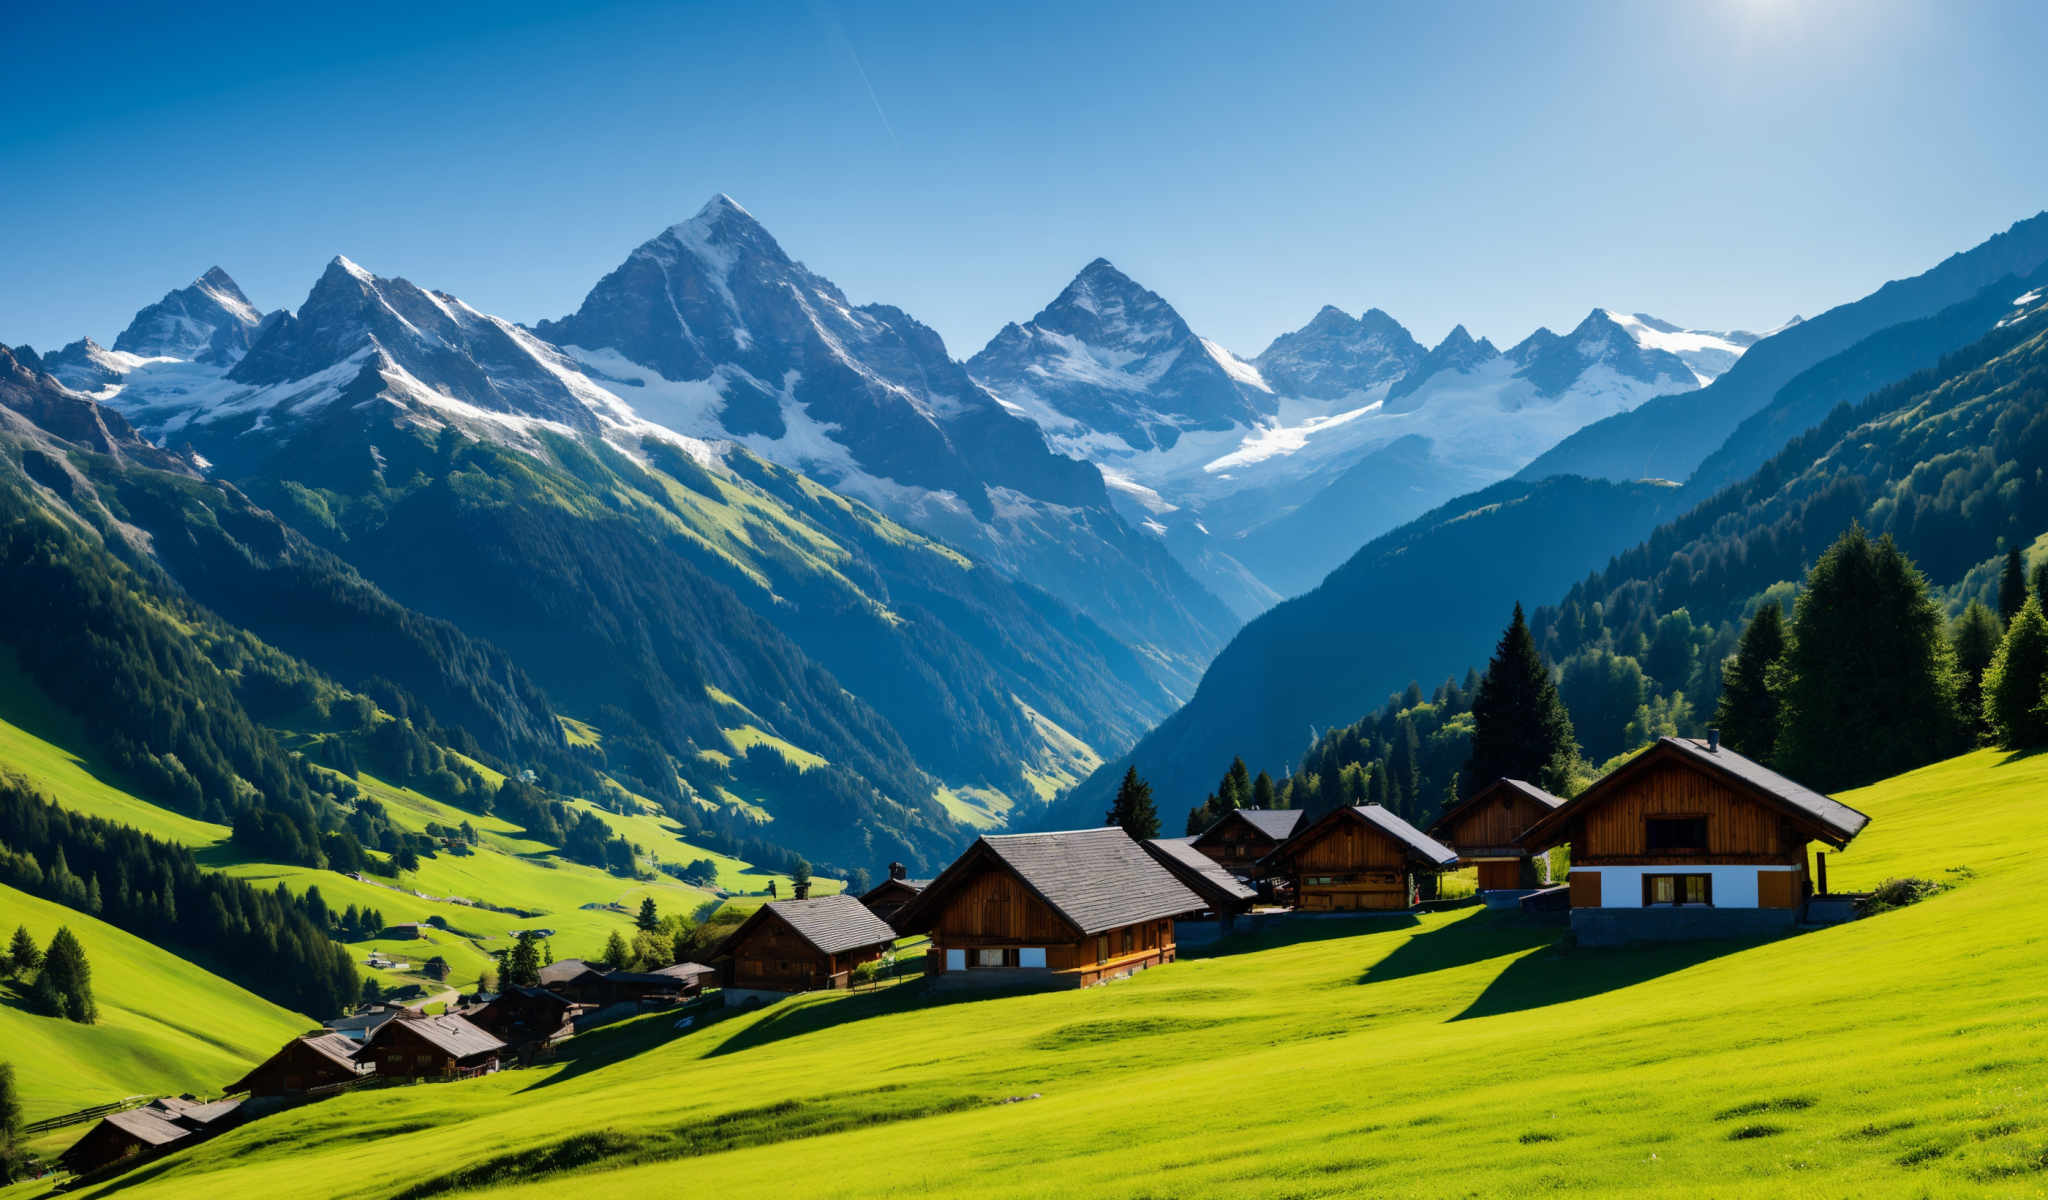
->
[1452,937,1758,1021]
[1355,909,1560,988]
[512,1004,738,1093]
[703,981,1026,1060]
[1185,911,1422,961]
[67,1154,180,1200]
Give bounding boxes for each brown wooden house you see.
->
[1516,734,1871,944]
[1261,804,1459,911]
[1429,778,1565,891]
[1189,808,1306,876]
[352,1013,504,1080]
[858,865,930,926]
[58,1097,242,1178]
[712,893,897,999]
[225,1032,373,1097]
[1141,837,1257,922]
[467,986,584,1049]
[893,827,1205,989]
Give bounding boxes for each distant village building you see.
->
[353,1013,505,1080]
[1189,808,1306,877]
[321,1003,414,1042]
[226,1033,374,1098]
[1140,836,1257,925]
[894,827,1204,989]
[536,960,697,1008]
[1429,778,1565,892]
[58,1097,243,1177]
[858,862,930,926]
[1517,735,1871,945]
[1262,805,1459,911]
[713,894,898,1003]
[467,986,584,1051]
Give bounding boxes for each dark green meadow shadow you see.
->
[1183,911,1422,961]
[1355,907,1561,988]
[703,980,1032,1059]
[1453,936,1765,1021]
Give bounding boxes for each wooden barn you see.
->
[225,1032,373,1097]
[1261,804,1459,911]
[352,1013,504,1080]
[858,864,931,926]
[1429,777,1565,891]
[1517,734,1871,944]
[893,827,1205,989]
[1189,808,1306,876]
[1141,836,1258,923]
[58,1097,242,1177]
[467,986,584,1049]
[712,893,898,1000]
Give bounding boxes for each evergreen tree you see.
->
[1252,770,1277,810]
[1983,595,2048,749]
[1776,528,1963,788]
[33,927,96,1023]
[0,1061,21,1184]
[1714,603,1787,761]
[5,927,34,977]
[1104,767,1161,839]
[2000,547,2029,624]
[359,977,382,1007]
[1951,600,2005,741]
[790,859,812,901]
[635,897,659,932]
[1463,604,1579,795]
[1221,758,1251,811]
[1387,718,1422,813]
[600,929,632,971]
[505,932,544,988]
[2034,559,2048,612]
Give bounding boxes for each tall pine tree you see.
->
[1951,600,2005,742]
[1775,528,1963,789]
[33,927,96,1024]
[1463,604,1578,795]
[1104,767,1162,839]
[2000,547,2030,624]
[1714,603,1787,761]
[1982,595,2048,749]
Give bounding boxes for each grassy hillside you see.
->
[53,744,2048,1199]
[0,883,307,1124]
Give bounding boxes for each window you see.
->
[945,948,965,971]
[1097,935,1109,963]
[1643,873,1712,906]
[1019,947,1047,969]
[974,948,1005,968]
[1646,816,1708,852]
[1122,928,1134,954]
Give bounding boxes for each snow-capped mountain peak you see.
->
[1596,308,1763,384]
[110,265,268,365]
[1253,304,1426,401]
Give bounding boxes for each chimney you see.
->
[888,861,907,881]
[1707,728,1721,752]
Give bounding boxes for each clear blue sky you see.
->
[6,0,2046,360]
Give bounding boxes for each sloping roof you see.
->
[1263,805,1460,869]
[1428,777,1565,841]
[171,1099,242,1127]
[902,827,1207,936]
[1141,837,1257,910]
[652,961,715,980]
[368,1014,505,1060]
[502,985,575,1007]
[300,1032,373,1072]
[100,1107,191,1147]
[1199,808,1306,844]
[537,958,595,987]
[1520,737,1870,849]
[735,894,899,956]
[859,876,929,901]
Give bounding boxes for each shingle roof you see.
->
[1202,808,1306,843]
[859,876,929,901]
[301,1032,370,1072]
[369,1014,505,1060]
[946,827,1208,935]
[101,1107,191,1147]
[752,894,899,956]
[171,1099,242,1126]
[537,958,595,987]
[1141,837,1257,910]
[652,961,715,979]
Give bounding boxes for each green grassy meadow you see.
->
[24,744,2040,1199]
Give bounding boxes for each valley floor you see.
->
[18,746,2045,1199]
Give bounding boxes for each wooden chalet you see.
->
[1429,777,1565,891]
[650,961,716,994]
[858,863,931,926]
[353,1013,505,1080]
[467,986,584,1049]
[531,958,692,1007]
[59,1097,242,1177]
[320,1002,412,1042]
[713,893,897,998]
[1517,734,1871,944]
[893,827,1205,989]
[1189,808,1307,876]
[1141,837,1257,922]
[225,1032,373,1097]
[1261,805,1459,911]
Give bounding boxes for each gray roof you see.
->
[1660,736,1870,841]
[652,961,716,979]
[1142,837,1257,908]
[1205,808,1306,842]
[756,894,899,955]
[537,958,595,986]
[964,827,1207,934]
[368,1014,505,1060]
[101,1107,191,1147]
[300,1032,371,1073]
[1350,806,1461,866]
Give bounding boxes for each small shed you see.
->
[1517,735,1870,944]
[1141,837,1257,922]
[650,961,716,994]
[1429,778,1565,891]
[226,1032,373,1097]
[713,894,898,998]
[894,827,1204,989]
[858,865,931,926]
[1189,808,1306,876]
[1261,805,1459,911]
[58,1097,243,1178]
[353,1013,505,1080]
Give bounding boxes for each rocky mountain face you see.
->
[1252,306,1425,401]
[114,266,269,363]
